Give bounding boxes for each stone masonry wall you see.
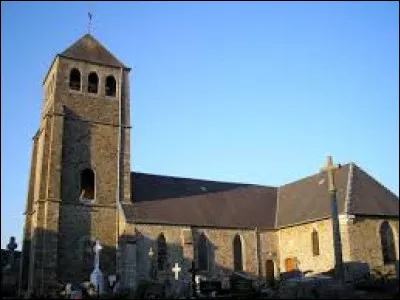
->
[346,217,399,275]
[278,219,335,274]
[56,57,129,284]
[259,230,279,279]
[131,224,279,281]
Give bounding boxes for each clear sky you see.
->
[1,1,398,249]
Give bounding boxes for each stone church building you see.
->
[20,34,399,295]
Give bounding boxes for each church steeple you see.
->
[21,33,132,295]
[59,33,129,69]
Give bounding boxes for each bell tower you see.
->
[20,34,131,295]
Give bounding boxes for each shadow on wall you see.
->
[59,106,97,285]
[120,228,266,285]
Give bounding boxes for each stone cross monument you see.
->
[321,156,344,282]
[5,237,17,270]
[90,240,104,295]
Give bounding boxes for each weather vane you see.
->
[88,12,93,34]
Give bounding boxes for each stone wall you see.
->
[345,217,399,274]
[278,219,335,274]
[58,203,117,284]
[21,55,131,295]
[131,224,279,282]
[259,230,279,279]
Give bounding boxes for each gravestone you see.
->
[172,262,182,280]
[199,280,222,295]
[343,261,370,283]
[90,240,104,295]
[230,272,255,295]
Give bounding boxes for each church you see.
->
[20,33,399,296]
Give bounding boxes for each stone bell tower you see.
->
[20,34,131,295]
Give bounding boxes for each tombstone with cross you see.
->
[172,263,181,280]
[90,240,104,295]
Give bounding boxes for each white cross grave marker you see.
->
[172,263,182,280]
[90,240,104,295]
[93,240,102,270]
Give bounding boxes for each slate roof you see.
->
[124,173,277,229]
[59,34,128,69]
[276,164,351,227]
[277,163,399,227]
[349,164,399,217]
[122,163,398,229]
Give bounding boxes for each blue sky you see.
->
[1,1,398,249]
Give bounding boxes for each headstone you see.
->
[230,273,254,294]
[172,263,182,280]
[199,280,222,295]
[65,283,72,298]
[90,240,104,295]
[221,276,231,290]
[343,262,370,283]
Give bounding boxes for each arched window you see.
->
[233,234,243,271]
[80,168,95,200]
[105,75,116,97]
[69,68,81,91]
[197,233,208,271]
[380,221,396,264]
[312,230,320,256]
[88,72,99,94]
[157,233,167,270]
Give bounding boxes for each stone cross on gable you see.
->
[93,240,102,270]
[172,263,182,280]
[320,156,342,192]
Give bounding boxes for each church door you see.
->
[265,260,274,282]
[284,257,295,272]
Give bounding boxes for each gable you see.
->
[349,164,399,217]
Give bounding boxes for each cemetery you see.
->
[1,236,398,299]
